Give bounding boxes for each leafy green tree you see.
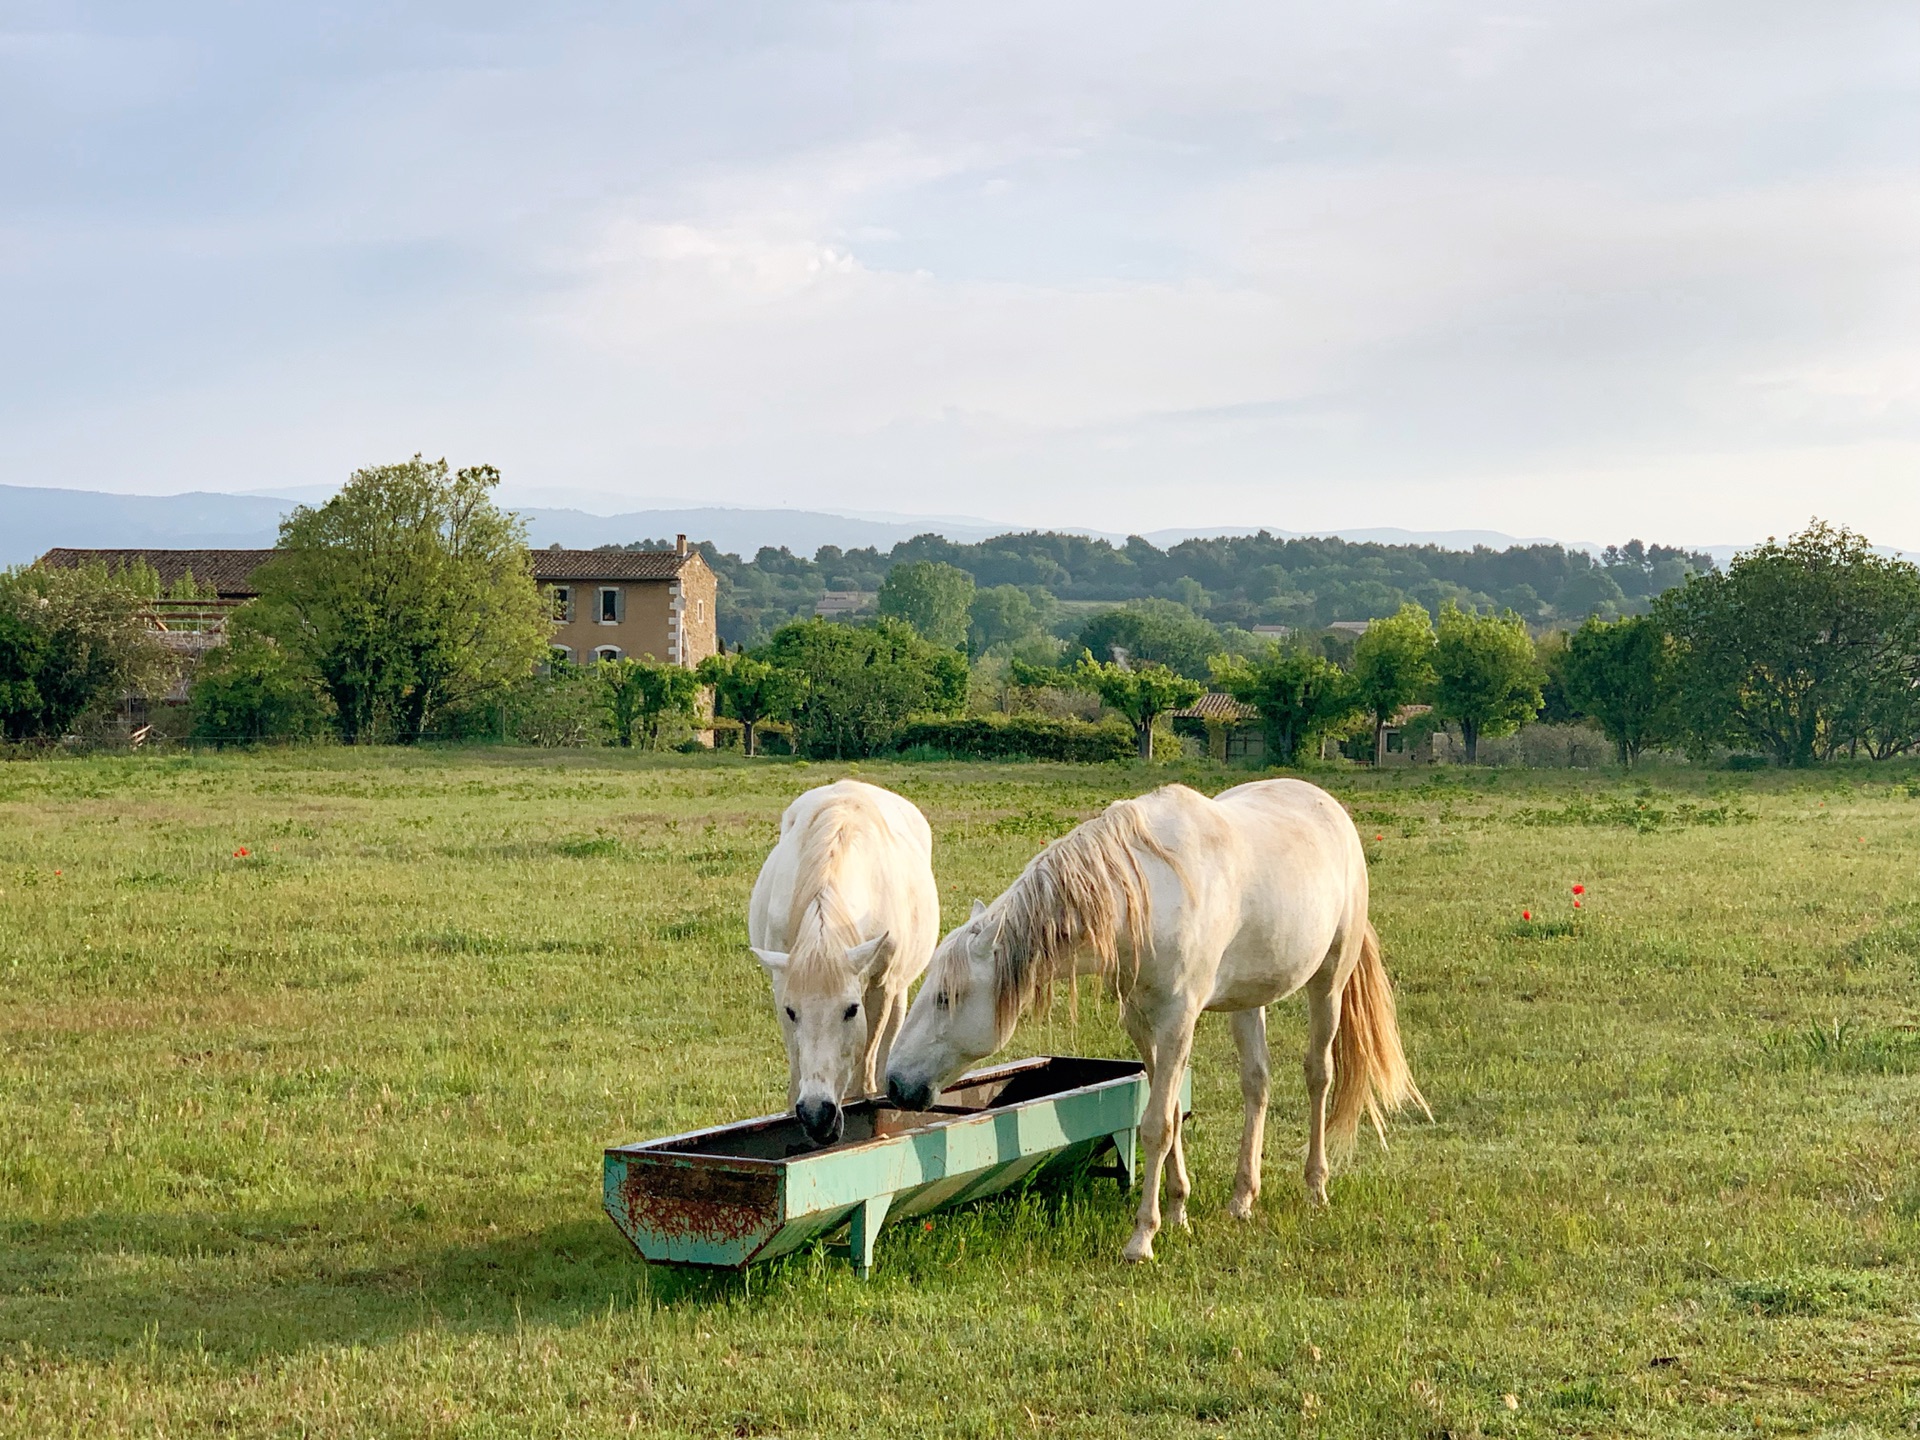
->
[877,561,975,648]
[1432,602,1544,763]
[599,657,700,748]
[1212,645,1359,766]
[252,457,552,743]
[1066,652,1203,760]
[762,618,967,758]
[1561,616,1674,768]
[1655,521,1920,765]
[1351,603,1436,765]
[189,626,334,744]
[967,585,1043,655]
[0,560,171,741]
[696,649,804,755]
[1075,601,1222,679]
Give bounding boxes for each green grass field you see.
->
[2,749,1918,1438]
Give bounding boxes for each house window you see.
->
[598,587,621,623]
[593,645,622,663]
[551,586,574,623]
[695,597,705,623]
[1385,730,1404,753]
[551,644,574,665]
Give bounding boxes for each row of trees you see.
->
[668,526,1716,646]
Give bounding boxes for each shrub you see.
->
[892,713,1134,763]
[190,633,334,744]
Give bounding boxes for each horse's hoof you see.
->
[1306,1182,1329,1209]
[1166,1203,1190,1232]
[1227,1194,1256,1221]
[1122,1236,1156,1264]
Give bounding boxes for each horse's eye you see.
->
[784,1006,797,1022]
[843,1003,859,1021]
[935,991,949,1011]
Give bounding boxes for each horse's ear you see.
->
[970,899,988,920]
[751,947,789,975]
[845,932,893,980]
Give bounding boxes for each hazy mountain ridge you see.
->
[1,481,1739,567]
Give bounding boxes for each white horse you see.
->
[886,778,1426,1262]
[750,779,940,1146]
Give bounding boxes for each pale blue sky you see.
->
[4,2,1917,545]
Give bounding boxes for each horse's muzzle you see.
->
[796,1096,843,1146]
[887,1074,934,1112]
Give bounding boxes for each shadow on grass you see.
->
[0,1168,1141,1361]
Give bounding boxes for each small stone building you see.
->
[535,538,718,669]
[35,538,719,672]
[1170,692,1265,761]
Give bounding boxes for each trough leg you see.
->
[1110,1127,1139,1190]
[849,1192,893,1279]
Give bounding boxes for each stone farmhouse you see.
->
[34,537,719,671]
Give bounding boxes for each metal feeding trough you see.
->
[604,1055,1190,1277]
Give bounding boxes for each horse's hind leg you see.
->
[1302,968,1341,1208]
[1228,1006,1270,1220]
[1165,1106,1192,1232]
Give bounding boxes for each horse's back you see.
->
[751,780,937,975]
[1194,779,1367,1008]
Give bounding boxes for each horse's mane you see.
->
[785,789,881,990]
[967,789,1188,1028]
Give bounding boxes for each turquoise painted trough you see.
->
[604,1055,1188,1277]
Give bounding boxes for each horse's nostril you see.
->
[796,1097,841,1145]
[888,1075,931,1111]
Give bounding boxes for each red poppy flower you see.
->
[1571,884,1585,895]
[1374,833,1384,841]
[1521,909,1532,921]
[1572,899,1582,908]
[923,1220,934,1232]
[233,847,250,858]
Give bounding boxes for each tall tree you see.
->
[966,584,1042,655]
[1212,645,1359,766]
[1067,652,1202,759]
[1350,603,1436,764]
[1655,521,1920,766]
[600,656,700,749]
[762,617,968,758]
[1561,615,1674,767]
[1432,602,1543,763]
[695,649,804,755]
[1075,602,1222,679]
[876,561,975,648]
[253,458,552,742]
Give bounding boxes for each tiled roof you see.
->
[530,548,697,581]
[34,548,276,598]
[35,545,702,594]
[1170,692,1261,722]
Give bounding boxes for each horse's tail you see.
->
[1328,921,1430,1152]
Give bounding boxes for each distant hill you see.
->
[1,480,1746,567]
[0,485,292,564]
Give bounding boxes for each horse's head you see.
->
[754,932,893,1146]
[887,901,1011,1110]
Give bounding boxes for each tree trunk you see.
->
[1462,718,1480,764]
[1137,719,1154,760]
[743,719,757,757]
[1373,716,1387,766]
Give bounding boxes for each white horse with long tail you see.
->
[886,778,1426,1262]
[750,780,940,1147]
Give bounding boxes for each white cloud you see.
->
[1,1,1917,547]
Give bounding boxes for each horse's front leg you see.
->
[862,987,905,1097]
[1228,1006,1270,1220]
[1121,1003,1198,1263]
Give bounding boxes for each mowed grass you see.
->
[1,749,1918,1438]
